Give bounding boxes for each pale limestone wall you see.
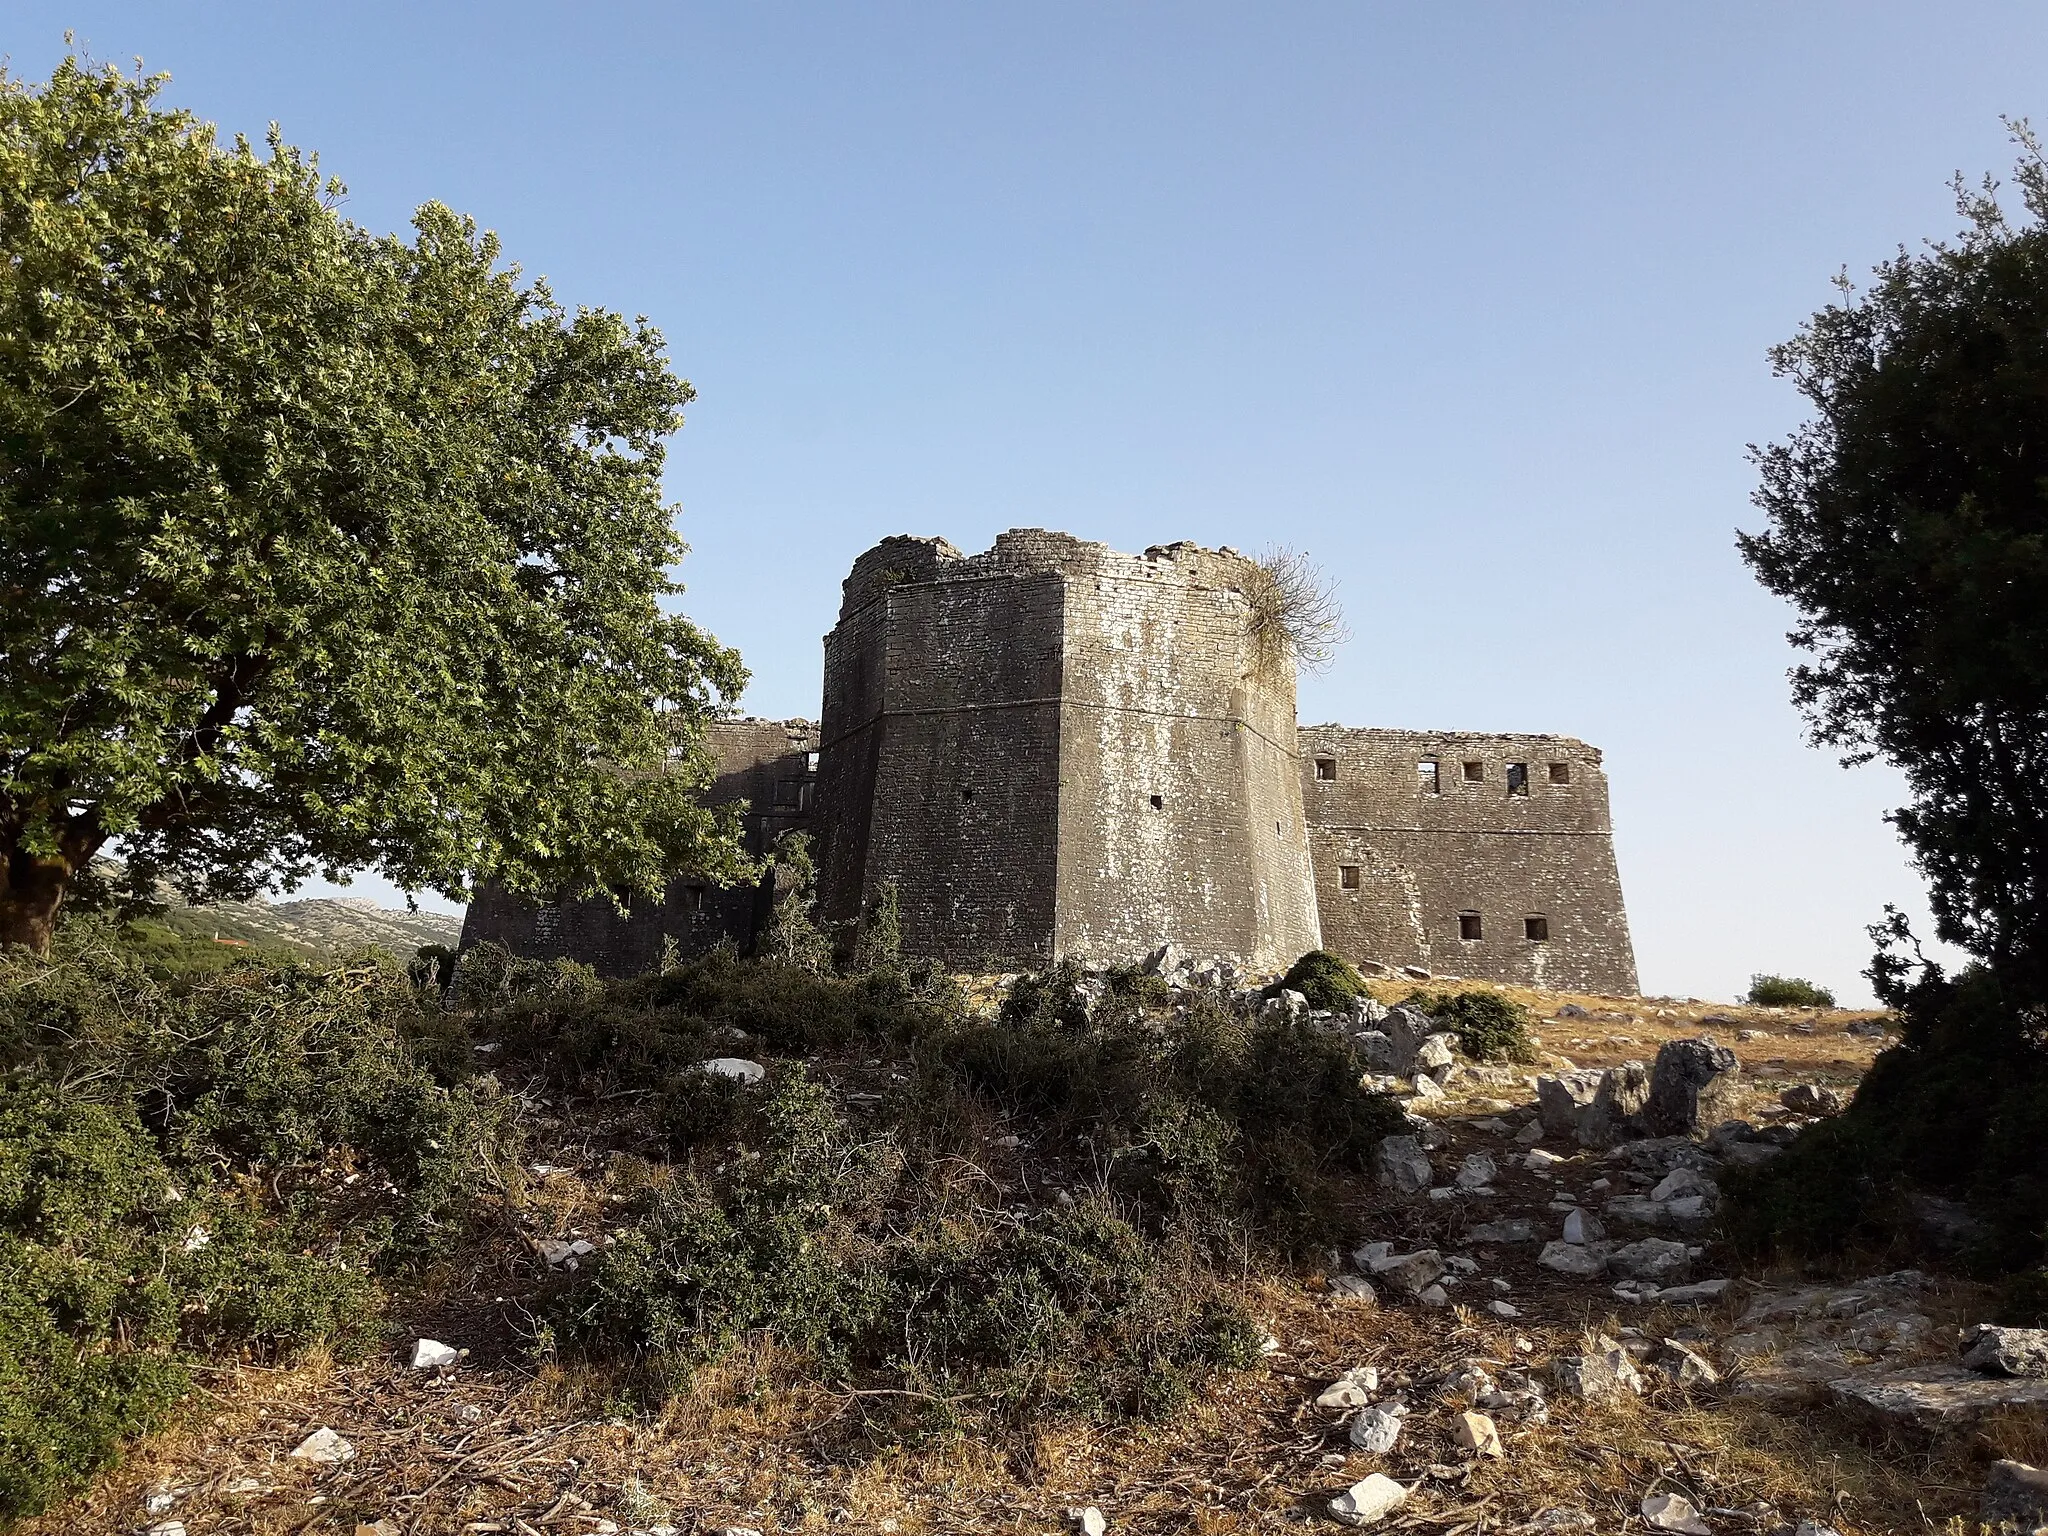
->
[1298,726,1638,995]
[1052,540,1320,971]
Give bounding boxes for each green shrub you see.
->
[1407,989,1538,1064]
[1278,950,1364,1011]
[0,1079,392,1520]
[1722,965,2046,1276]
[932,983,1404,1247]
[555,1069,1261,1418]
[1746,974,1837,1008]
[0,918,510,1519]
[534,955,1400,1417]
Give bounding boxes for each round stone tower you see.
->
[813,529,1322,973]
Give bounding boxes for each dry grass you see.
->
[29,1280,1987,1535]
[24,979,2036,1536]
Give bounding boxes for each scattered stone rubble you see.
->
[1298,1000,2048,1527]
[1983,1460,2048,1528]
[1961,1324,2048,1379]
[208,964,1993,1532]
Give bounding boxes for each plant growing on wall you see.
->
[0,55,749,952]
[1241,547,1347,682]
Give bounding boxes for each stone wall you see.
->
[461,536,1639,996]
[814,530,1321,971]
[813,533,1067,965]
[1297,726,1637,995]
[457,717,818,976]
[1052,540,1320,971]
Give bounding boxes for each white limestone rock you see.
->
[1455,1410,1503,1458]
[1315,1365,1380,1410]
[1374,1135,1434,1194]
[1366,1248,1445,1296]
[1347,1403,1407,1454]
[1961,1324,2048,1379]
[1466,1217,1538,1244]
[410,1338,460,1370]
[1327,1274,1378,1306]
[1328,1473,1408,1526]
[698,1057,767,1084]
[1561,1208,1605,1245]
[288,1427,356,1464]
[1609,1238,1693,1284]
[1639,1492,1711,1534]
[1456,1151,1498,1189]
[1538,1239,1611,1277]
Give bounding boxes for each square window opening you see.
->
[1340,865,1361,891]
[684,885,706,914]
[1462,760,1485,782]
[1525,915,1550,942]
[1458,910,1484,942]
[1150,794,1164,810]
[1314,757,1337,781]
[773,778,805,809]
[1506,762,1529,796]
[806,751,821,773]
[1418,759,1440,794]
[1548,761,1571,784]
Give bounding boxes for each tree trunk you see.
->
[0,851,71,955]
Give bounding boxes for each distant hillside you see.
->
[154,893,463,961]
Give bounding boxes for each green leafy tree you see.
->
[761,832,833,973]
[0,56,748,952]
[1731,128,2048,1295]
[1739,123,2048,1001]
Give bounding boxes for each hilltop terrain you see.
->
[113,888,463,971]
[17,957,2041,1536]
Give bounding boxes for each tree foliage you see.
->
[0,55,747,951]
[1738,123,2048,997]
[1731,128,2048,1297]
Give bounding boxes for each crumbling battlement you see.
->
[464,534,1638,994]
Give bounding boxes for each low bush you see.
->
[1746,974,1837,1008]
[1278,949,1364,1011]
[518,951,1400,1414]
[1406,989,1538,1063]
[553,1068,1265,1419]
[1,917,1406,1512]
[1722,964,2046,1277]
[0,918,508,1521]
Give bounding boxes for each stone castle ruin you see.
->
[463,530,1638,994]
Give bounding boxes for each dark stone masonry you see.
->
[460,717,818,977]
[463,530,1639,994]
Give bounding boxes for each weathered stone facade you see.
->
[814,529,1322,971]
[462,531,1637,994]
[459,718,817,977]
[1298,727,1637,995]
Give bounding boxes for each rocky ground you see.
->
[27,985,2048,1536]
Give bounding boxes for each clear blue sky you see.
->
[18,4,2043,1003]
